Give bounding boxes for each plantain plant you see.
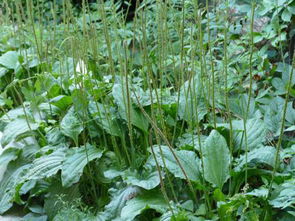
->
[0,0,294,220]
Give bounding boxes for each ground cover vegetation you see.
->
[0,0,295,220]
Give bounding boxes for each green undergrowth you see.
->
[0,0,295,220]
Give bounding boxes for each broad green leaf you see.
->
[272,77,286,95]
[39,103,61,116]
[50,95,72,111]
[286,102,295,125]
[178,87,207,124]
[88,101,122,137]
[22,213,47,221]
[112,82,148,132]
[203,130,230,189]
[282,8,292,22]
[97,186,141,221]
[148,145,200,182]
[177,71,209,123]
[264,107,281,136]
[0,146,38,211]
[276,62,295,86]
[233,118,267,151]
[269,179,295,209]
[285,125,295,132]
[176,133,207,151]
[0,51,19,70]
[229,94,256,119]
[25,149,65,180]
[45,127,66,145]
[104,168,123,180]
[0,67,8,77]
[60,107,83,145]
[0,162,30,214]
[290,156,295,171]
[132,88,176,107]
[120,191,168,220]
[263,97,295,135]
[20,179,37,196]
[262,96,285,135]
[288,5,295,14]
[0,148,19,167]
[100,152,123,181]
[1,118,39,147]
[62,144,103,187]
[0,106,31,123]
[123,169,160,190]
[0,148,20,181]
[246,187,269,198]
[234,146,276,172]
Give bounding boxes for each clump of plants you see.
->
[0,0,294,220]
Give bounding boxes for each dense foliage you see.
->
[0,0,295,220]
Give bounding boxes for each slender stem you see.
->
[243,1,255,186]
